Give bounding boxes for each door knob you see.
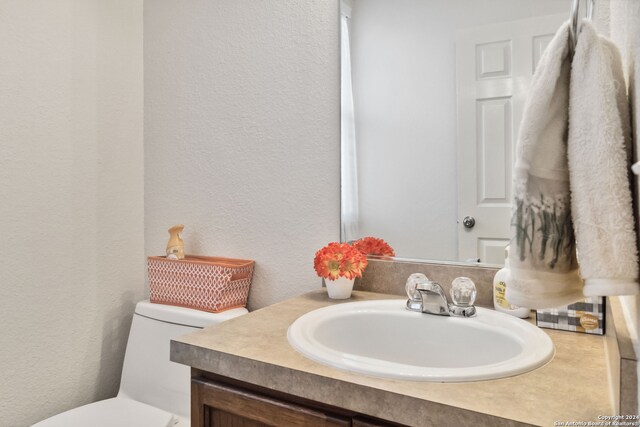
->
[462,216,476,229]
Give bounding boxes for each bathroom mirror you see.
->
[341,0,567,265]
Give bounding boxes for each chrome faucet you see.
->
[405,274,476,317]
[414,280,451,316]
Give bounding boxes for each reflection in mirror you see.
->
[340,0,567,265]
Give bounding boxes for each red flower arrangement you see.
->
[352,236,396,257]
[314,242,368,280]
[314,237,395,281]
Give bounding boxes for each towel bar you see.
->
[569,0,595,53]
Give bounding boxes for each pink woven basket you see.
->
[148,255,255,313]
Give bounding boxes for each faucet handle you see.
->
[449,277,477,317]
[405,273,429,301]
[450,277,476,307]
[405,273,431,312]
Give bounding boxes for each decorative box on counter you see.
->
[536,296,605,335]
[148,255,255,313]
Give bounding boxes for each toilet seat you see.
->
[32,396,184,427]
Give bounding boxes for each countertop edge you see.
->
[608,296,639,414]
[170,339,531,427]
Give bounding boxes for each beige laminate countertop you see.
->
[171,290,613,426]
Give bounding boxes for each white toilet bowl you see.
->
[33,300,247,427]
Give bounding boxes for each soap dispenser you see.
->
[166,224,185,260]
[493,246,530,318]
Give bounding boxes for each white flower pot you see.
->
[325,276,355,299]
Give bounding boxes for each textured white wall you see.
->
[144,0,340,310]
[0,1,144,425]
[350,0,566,261]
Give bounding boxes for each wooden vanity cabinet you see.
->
[191,373,403,427]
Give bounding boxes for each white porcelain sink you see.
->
[287,299,554,382]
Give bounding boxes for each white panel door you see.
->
[456,14,565,265]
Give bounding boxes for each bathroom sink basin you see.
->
[287,299,554,382]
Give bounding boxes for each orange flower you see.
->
[353,237,395,257]
[314,242,368,280]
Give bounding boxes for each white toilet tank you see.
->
[118,301,248,420]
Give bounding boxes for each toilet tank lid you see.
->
[135,300,248,328]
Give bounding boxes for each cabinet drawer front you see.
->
[193,379,350,427]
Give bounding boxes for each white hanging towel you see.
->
[507,22,584,309]
[568,21,639,297]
